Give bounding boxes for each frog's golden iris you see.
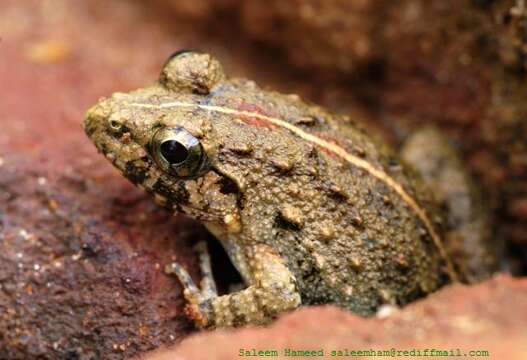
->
[150,126,209,178]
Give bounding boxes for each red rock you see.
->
[148,275,527,360]
[1,0,526,359]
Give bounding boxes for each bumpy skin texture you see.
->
[84,52,492,328]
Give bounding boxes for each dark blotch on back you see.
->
[327,186,348,202]
[293,114,328,130]
[274,212,301,231]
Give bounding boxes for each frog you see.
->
[83,51,497,329]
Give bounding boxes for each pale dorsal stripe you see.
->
[130,101,459,282]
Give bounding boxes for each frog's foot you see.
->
[164,261,211,328]
[400,127,497,282]
[166,243,301,329]
[165,242,218,328]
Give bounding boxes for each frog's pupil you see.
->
[160,140,188,164]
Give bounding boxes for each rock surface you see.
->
[148,275,527,360]
[0,0,526,359]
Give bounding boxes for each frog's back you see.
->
[206,80,448,314]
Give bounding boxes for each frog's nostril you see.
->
[106,117,131,139]
[109,119,122,131]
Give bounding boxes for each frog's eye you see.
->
[160,51,225,95]
[151,127,209,178]
[162,49,194,66]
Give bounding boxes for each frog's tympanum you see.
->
[84,51,497,328]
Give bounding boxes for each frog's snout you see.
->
[83,99,122,158]
[84,102,109,138]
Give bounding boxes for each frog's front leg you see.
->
[165,242,301,328]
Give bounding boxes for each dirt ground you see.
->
[0,1,526,359]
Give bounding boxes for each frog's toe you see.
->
[184,299,214,328]
[194,241,218,298]
[165,250,219,328]
[164,262,200,295]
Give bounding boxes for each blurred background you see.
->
[0,1,526,359]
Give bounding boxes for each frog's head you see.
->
[84,51,243,229]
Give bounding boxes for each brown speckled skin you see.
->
[84,52,490,328]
